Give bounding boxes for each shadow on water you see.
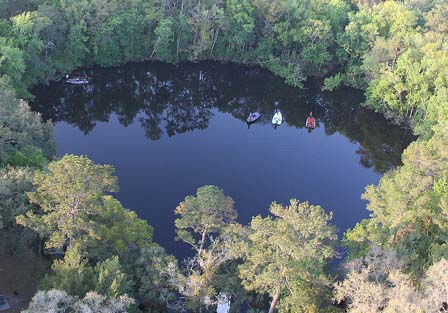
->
[31,61,414,174]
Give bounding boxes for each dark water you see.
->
[31,62,415,259]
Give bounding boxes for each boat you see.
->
[66,77,89,85]
[247,112,261,123]
[272,110,283,126]
[306,118,316,129]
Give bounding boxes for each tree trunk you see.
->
[210,28,219,58]
[150,37,160,59]
[268,284,282,313]
[69,210,75,248]
[176,0,185,57]
[131,31,134,59]
[198,225,208,254]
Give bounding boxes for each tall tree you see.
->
[165,230,239,312]
[174,185,236,254]
[10,11,52,89]
[151,17,175,63]
[173,185,238,310]
[238,199,336,313]
[17,155,117,250]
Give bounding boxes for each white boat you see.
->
[247,112,261,123]
[66,77,89,85]
[272,110,283,126]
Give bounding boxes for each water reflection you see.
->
[31,61,414,173]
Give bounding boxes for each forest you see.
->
[0,0,447,312]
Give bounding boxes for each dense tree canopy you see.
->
[0,78,54,165]
[0,0,444,139]
[175,185,236,253]
[13,155,176,311]
[238,199,337,313]
[0,166,33,229]
[334,246,448,313]
[0,0,352,98]
[0,0,447,311]
[17,154,118,250]
[173,185,239,311]
[344,125,448,273]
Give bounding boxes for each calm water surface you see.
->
[31,62,415,258]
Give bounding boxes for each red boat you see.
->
[306,117,316,129]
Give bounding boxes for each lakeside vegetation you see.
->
[0,0,447,312]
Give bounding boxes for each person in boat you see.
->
[249,113,258,121]
[306,112,315,128]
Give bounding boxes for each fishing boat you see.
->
[247,112,261,123]
[306,119,316,129]
[66,77,89,85]
[305,113,316,129]
[272,110,283,126]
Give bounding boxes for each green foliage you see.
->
[1,0,447,310]
[134,245,178,311]
[93,10,148,66]
[0,0,355,94]
[264,57,305,88]
[152,18,175,63]
[345,126,448,273]
[5,145,46,168]
[434,178,448,196]
[41,246,132,299]
[0,166,36,255]
[172,185,239,310]
[0,164,40,254]
[62,22,89,69]
[41,245,95,297]
[323,73,344,91]
[11,154,171,309]
[238,199,337,312]
[17,155,118,251]
[94,256,133,299]
[0,78,55,163]
[10,10,52,92]
[331,0,448,137]
[0,165,34,229]
[84,195,154,264]
[0,78,54,253]
[175,185,237,252]
[0,37,25,94]
[222,0,255,59]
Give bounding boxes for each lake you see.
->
[31,61,415,259]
